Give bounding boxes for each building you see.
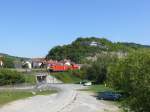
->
[32,58,46,68]
[89,41,100,46]
[22,61,32,69]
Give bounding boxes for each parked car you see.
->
[80,80,92,86]
[97,91,122,101]
[83,82,92,86]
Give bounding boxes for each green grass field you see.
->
[0,90,56,106]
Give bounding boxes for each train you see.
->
[47,63,80,72]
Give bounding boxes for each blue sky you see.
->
[0,0,150,58]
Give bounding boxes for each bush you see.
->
[108,50,150,112]
[0,69,25,86]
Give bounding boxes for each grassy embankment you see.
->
[51,71,81,83]
[0,90,56,106]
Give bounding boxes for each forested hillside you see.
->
[46,37,150,63]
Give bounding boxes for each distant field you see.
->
[0,90,56,106]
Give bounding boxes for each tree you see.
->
[108,50,150,112]
[85,53,117,84]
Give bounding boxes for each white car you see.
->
[83,82,92,86]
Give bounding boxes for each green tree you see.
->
[85,53,117,84]
[108,50,150,112]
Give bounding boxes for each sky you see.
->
[0,0,150,58]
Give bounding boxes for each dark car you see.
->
[97,91,122,101]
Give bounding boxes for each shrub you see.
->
[0,69,25,86]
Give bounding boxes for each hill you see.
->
[0,53,29,61]
[46,37,150,63]
[0,53,9,57]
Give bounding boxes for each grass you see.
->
[23,73,36,85]
[35,90,56,95]
[79,84,114,93]
[31,68,47,73]
[0,90,56,106]
[51,72,81,83]
[87,84,114,93]
[0,90,33,106]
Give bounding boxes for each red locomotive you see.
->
[47,63,80,72]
